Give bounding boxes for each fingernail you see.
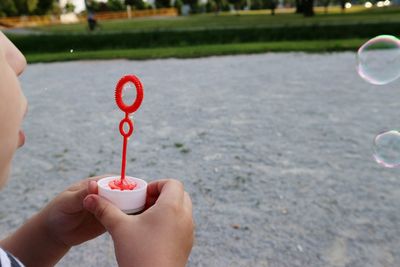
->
[89,180,97,191]
[84,196,96,211]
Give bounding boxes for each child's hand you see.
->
[0,175,110,266]
[83,179,194,267]
[41,175,108,247]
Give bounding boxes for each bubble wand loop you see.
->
[114,75,144,188]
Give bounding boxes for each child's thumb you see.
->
[83,194,125,232]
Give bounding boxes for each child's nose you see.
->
[0,32,27,76]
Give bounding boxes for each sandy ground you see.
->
[0,53,399,267]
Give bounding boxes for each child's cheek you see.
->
[0,47,9,71]
[0,44,5,61]
[0,61,23,181]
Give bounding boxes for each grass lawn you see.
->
[14,7,398,62]
[33,6,400,33]
[26,39,364,63]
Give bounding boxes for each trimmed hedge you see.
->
[8,22,400,53]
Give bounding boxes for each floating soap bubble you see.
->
[373,130,400,168]
[70,49,74,53]
[357,35,400,85]
[357,36,400,167]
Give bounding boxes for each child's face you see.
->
[0,32,27,187]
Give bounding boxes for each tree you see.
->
[0,0,18,16]
[181,0,198,12]
[339,0,346,12]
[227,0,246,13]
[213,0,230,13]
[302,0,314,16]
[250,0,263,9]
[321,0,330,13]
[174,0,183,13]
[0,0,55,16]
[65,1,76,12]
[107,0,125,11]
[155,0,171,8]
[265,0,277,15]
[249,0,275,14]
[126,0,146,9]
[295,0,314,17]
[36,0,55,14]
[295,0,303,13]
[13,0,29,15]
[27,0,39,13]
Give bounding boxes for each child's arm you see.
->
[0,176,107,267]
[0,211,70,266]
[84,179,194,267]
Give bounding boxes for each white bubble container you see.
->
[97,176,147,214]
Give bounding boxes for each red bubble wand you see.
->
[109,75,144,190]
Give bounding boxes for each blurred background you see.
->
[0,0,399,61]
[1,1,400,267]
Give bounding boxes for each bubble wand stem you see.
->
[113,75,144,189]
[121,136,127,182]
[121,127,128,183]
[119,113,133,184]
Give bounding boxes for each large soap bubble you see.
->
[373,130,400,168]
[357,35,400,85]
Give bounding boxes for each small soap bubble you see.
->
[373,130,400,168]
[70,49,74,53]
[357,35,400,85]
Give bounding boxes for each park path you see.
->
[1,53,399,267]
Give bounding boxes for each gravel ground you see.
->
[1,53,400,267]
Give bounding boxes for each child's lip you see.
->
[18,130,25,148]
[18,104,28,148]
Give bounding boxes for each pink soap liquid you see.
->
[108,177,137,191]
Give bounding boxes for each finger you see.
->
[146,179,168,198]
[68,174,115,191]
[88,174,117,182]
[145,179,168,208]
[66,175,117,211]
[88,180,98,195]
[83,194,126,232]
[147,179,184,209]
[87,174,118,195]
[62,181,91,213]
[183,191,195,244]
[183,191,193,216]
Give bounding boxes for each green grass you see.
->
[25,39,365,63]
[13,8,398,62]
[33,7,400,33]
[9,21,397,53]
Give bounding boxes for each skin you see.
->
[0,31,27,187]
[0,32,194,267]
[84,179,194,267]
